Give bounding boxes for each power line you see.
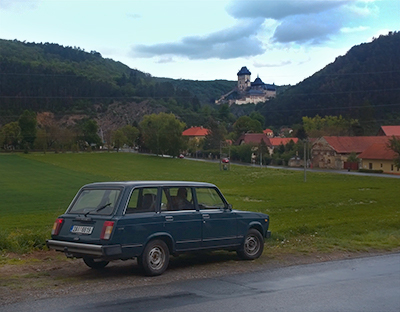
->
[1,69,400,78]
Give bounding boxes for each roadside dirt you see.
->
[0,249,395,307]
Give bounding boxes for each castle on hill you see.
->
[216,66,276,105]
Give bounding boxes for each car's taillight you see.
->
[100,221,114,240]
[51,218,64,235]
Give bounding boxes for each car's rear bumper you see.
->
[46,239,122,258]
[265,230,271,238]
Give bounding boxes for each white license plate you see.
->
[70,225,94,234]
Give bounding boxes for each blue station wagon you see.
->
[47,181,271,276]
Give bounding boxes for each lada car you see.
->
[47,181,271,276]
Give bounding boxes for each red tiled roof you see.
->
[263,128,273,134]
[379,126,400,136]
[322,136,390,154]
[270,137,299,146]
[236,133,271,146]
[182,126,209,137]
[358,143,398,160]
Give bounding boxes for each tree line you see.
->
[1,110,399,168]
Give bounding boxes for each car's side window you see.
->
[195,187,225,209]
[161,187,194,211]
[126,187,158,214]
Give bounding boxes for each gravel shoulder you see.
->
[1,249,397,307]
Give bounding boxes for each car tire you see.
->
[140,239,169,276]
[237,229,264,260]
[83,257,109,269]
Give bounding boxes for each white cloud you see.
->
[272,12,342,44]
[132,18,265,60]
[226,0,352,20]
[156,57,175,64]
[341,26,369,33]
[254,60,292,68]
[0,0,39,10]
[126,13,141,19]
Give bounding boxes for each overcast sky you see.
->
[1,0,399,85]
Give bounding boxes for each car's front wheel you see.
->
[237,229,264,260]
[140,239,170,276]
[83,257,109,269]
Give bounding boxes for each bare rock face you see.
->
[96,100,167,133]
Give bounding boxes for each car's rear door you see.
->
[116,187,164,257]
[160,187,202,251]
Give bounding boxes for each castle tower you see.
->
[237,66,251,92]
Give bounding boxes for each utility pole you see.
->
[304,139,307,182]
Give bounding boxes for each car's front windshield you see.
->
[68,188,121,215]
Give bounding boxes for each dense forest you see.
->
[1,32,399,135]
[258,31,400,134]
[0,39,236,129]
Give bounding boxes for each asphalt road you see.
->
[3,253,399,312]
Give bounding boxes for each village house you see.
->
[311,136,391,169]
[263,128,274,138]
[269,137,299,149]
[377,125,400,136]
[182,126,209,142]
[235,133,301,157]
[236,133,271,147]
[358,143,399,174]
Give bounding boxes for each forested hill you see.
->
[0,39,235,127]
[258,31,400,133]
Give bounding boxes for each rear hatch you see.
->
[53,187,123,244]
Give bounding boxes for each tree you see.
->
[121,125,139,148]
[1,122,21,150]
[249,111,265,127]
[203,118,227,151]
[140,113,186,156]
[388,136,400,168]
[82,119,102,147]
[36,112,62,151]
[233,116,263,139]
[347,152,359,163]
[302,115,359,137]
[34,129,48,153]
[112,129,127,152]
[18,110,37,149]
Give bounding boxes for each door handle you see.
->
[203,214,210,220]
[165,216,173,222]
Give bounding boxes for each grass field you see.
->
[1,152,399,255]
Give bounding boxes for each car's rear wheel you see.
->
[83,257,109,269]
[237,229,264,260]
[140,239,169,276]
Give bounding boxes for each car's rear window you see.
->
[68,188,121,215]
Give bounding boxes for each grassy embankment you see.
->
[1,152,399,258]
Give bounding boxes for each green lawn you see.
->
[1,152,399,254]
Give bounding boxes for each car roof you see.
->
[81,181,216,188]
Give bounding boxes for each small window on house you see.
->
[391,165,394,171]
[380,163,383,168]
[369,163,373,170]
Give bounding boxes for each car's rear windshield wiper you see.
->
[84,203,111,217]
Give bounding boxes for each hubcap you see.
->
[245,235,259,255]
[149,246,165,269]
